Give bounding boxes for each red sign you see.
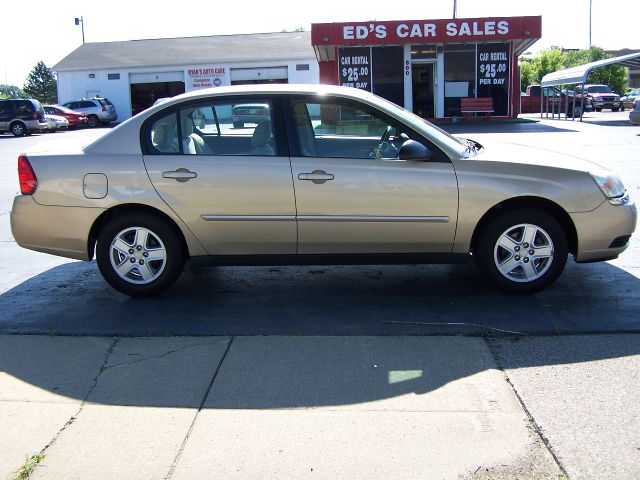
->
[312,16,541,46]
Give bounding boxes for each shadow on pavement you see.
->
[441,122,579,135]
[1,258,638,337]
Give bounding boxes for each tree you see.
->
[564,46,627,94]
[0,84,24,99]
[520,46,628,93]
[23,61,57,103]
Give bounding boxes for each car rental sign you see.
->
[311,16,541,45]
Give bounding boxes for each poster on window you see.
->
[476,44,510,116]
[338,47,372,92]
[186,66,230,92]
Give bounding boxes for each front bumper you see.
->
[11,195,105,261]
[571,197,637,262]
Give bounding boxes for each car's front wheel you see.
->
[96,213,185,296]
[476,209,568,293]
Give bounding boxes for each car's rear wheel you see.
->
[233,121,243,129]
[87,115,100,127]
[476,209,568,293]
[613,107,619,112]
[96,213,185,296]
[10,121,26,136]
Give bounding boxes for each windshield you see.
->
[587,85,613,94]
[366,94,470,157]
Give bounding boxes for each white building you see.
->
[54,31,319,122]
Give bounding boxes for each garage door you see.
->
[130,71,185,84]
[230,67,288,82]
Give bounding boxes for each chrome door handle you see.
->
[298,170,334,184]
[162,168,197,182]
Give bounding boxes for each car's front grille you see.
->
[609,235,631,248]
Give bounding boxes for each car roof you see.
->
[160,84,373,106]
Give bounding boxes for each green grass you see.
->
[11,453,44,480]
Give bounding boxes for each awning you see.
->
[541,52,640,86]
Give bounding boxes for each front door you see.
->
[142,97,296,255]
[412,63,435,118]
[286,97,458,255]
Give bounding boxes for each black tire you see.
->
[476,209,568,294]
[10,121,26,137]
[233,121,243,129]
[88,115,100,127]
[595,107,602,112]
[96,213,185,297]
[613,107,619,112]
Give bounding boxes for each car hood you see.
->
[463,139,605,174]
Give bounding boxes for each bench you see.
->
[460,97,494,120]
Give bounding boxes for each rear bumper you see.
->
[571,197,637,262]
[10,195,105,261]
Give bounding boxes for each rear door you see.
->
[142,96,297,255]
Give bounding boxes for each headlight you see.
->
[590,169,628,205]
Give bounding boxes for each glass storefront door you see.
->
[412,63,435,118]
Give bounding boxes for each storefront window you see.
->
[411,45,436,59]
[476,43,510,116]
[444,44,475,117]
[372,47,404,107]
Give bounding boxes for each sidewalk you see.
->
[1,335,638,479]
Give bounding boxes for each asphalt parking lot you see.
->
[1,112,639,479]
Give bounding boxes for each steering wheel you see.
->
[374,125,396,159]
[379,125,393,146]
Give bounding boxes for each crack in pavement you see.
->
[25,337,120,477]
[104,342,213,370]
[165,336,235,480]
[484,338,570,479]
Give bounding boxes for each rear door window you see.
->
[146,98,279,157]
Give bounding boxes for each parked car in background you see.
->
[0,98,47,136]
[630,98,640,125]
[44,105,88,128]
[44,114,69,131]
[575,84,623,112]
[621,88,640,110]
[10,84,636,297]
[62,97,117,127]
[232,103,271,128]
[520,85,591,117]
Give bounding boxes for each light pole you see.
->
[75,16,85,44]
[588,0,592,48]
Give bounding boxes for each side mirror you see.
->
[398,139,432,161]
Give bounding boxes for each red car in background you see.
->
[43,105,88,128]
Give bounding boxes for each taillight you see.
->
[32,111,38,120]
[18,155,38,195]
[102,105,107,111]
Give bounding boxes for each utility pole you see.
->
[453,0,457,19]
[75,16,85,44]
[589,0,593,49]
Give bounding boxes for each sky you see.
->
[1,0,635,87]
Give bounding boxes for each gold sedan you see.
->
[10,85,637,296]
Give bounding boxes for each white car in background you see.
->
[630,98,640,125]
[44,114,70,131]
